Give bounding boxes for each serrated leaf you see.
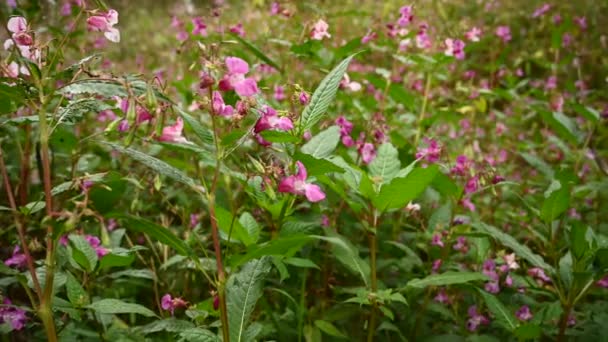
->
[108,214,192,256]
[406,272,488,288]
[55,98,112,126]
[478,290,517,331]
[239,212,261,244]
[373,165,439,211]
[472,222,554,273]
[259,130,299,143]
[301,126,341,159]
[69,235,98,272]
[284,257,320,269]
[102,142,198,189]
[300,54,357,131]
[227,257,272,342]
[87,298,157,317]
[368,143,400,185]
[294,152,344,176]
[179,328,220,342]
[66,272,90,307]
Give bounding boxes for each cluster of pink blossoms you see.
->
[278,162,325,202]
[161,294,188,315]
[86,9,120,43]
[0,299,27,331]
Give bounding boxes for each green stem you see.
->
[207,87,230,341]
[367,210,379,342]
[297,270,308,342]
[414,73,432,147]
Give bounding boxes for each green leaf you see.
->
[406,272,488,289]
[478,290,517,331]
[259,130,300,143]
[66,272,90,307]
[179,328,220,342]
[373,165,439,211]
[368,143,400,185]
[68,235,98,272]
[284,257,320,269]
[514,323,542,340]
[59,79,130,98]
[314,320,347,338]
[175,107,215,146]
[230,33,283,72]
[55,98,112,126]
[102,142,198,189]
[539,110,583,145]
[238,212,261,244]
[229,235,313,267]
[301,126,341,159]
[519,152,554,179]
[227,257,272,342]
[98,247,137,269]
[293,152,344,176]
[472,222,555,273]
[0,263,19,276]
[108,214,192,256]
[216,206,254,246]
[540,180,571,223]
[572,104,600,124]
[138,318,195,335]
[315,233,370,287]
[300,54,358,131]
[87,298,157,317]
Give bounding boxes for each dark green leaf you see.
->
[373,165,439,211]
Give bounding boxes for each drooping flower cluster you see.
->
[278,161,326,202]
[87,9,120,43]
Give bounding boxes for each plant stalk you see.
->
[367,210,379,342]
[414,73,432,147]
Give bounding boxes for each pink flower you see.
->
[431,234,444,248]
[340,74,362,92]
[192,17,207,36]
[212,91,234,117]
[575,16,587,30]
[532,3,551,18]
[229,23,245,36]
[596,275,608,288]
[453,236,468,253]
[299,92,309,105]
[416,139,441,163]
[0,299,27,330]
[361,30,377,44]
[467,306,490,331]
[159,117,190,144]
[434,288,449,304]
[84,235,109,258]
[278,161,326,202]
[7,17,33,46]
[465,27,482,42]
[444,38,466,60]
[397,6,414,26]
[254,106,293,133]
[465,176,479,194]
[504,253,519,270]
[274,85,286,101]
[310,19,331,40]
[219,57,259,97]
[516,305,533,321]
[495,26,511,43]
[528,267,551,284]
[485,281,500,293]
[415,29,431,49]
[87,9,120,43]
[161,294,188,315]
[432,259,442,273]
[359,143,376,164]
[4,246,26,269]
[451,155,469,175]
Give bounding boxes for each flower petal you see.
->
[278,176,297,194]
[304,184,325,202]
[225,56,249,74]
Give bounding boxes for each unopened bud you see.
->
[199,73,215,90]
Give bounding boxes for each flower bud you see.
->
[199,73,215,90]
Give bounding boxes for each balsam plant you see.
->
[0,1,607,341]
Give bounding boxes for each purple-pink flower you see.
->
[87,9,120,43]
[495,26,511,43]
[467,305,489,331]
[416,139,441,163]
[532,3,551,18]
[465,27,482,42]
[310,19,331,40]
[192,17,207,36]
[212,91,234,117]
[278,161,326,202]
[444,38,466,60]
[0,299,27,331]
[159,117,190,144]
[516,305,533,321]
[219,57,259,97]
[4,246,26,269]
[431,234,444,248]
[84,235,109,258]
[161,294,188,315]
[7,17,33,46]
[359,143,377,164]
[254,106,293,133]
